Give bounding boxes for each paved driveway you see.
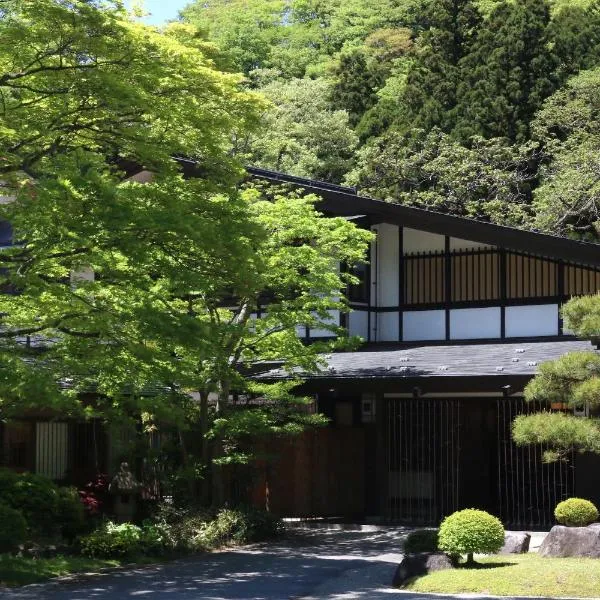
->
[0,528,549,600]
[3,528,410,600]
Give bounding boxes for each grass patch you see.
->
[0,554,120,587]
[405,553,600,597]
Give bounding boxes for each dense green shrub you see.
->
[56,486,87,539]
[438,509,505,564]
[0,502,27,553]
[555,498,599,527]
[80,521,170,558]
[0,468,87,539]
[0,469,60,536]
[81,522,139,558]
[150,503,212,552]
[404,529,439,553]
[198,507,283,549]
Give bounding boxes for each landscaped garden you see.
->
[0,467,282,588]
[397,498,600,597]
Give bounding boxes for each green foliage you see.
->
[79,521,167,558]
[149,503,213,552]
[555,498,599,526]
[246,78,358,182]
[347,129,535,226]
[396,0,482,136]
[198,507,283,548]
[0,503,27,553]
[56,487,88,540]
[523,350,600,408]
[513,412,600,459]
[563,296,600,339]
[438,509,505,559]
[532,68,600,241]
[404,529,440,553]
[455,0,557,142]
[0,469,61,537]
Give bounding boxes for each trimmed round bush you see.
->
[0,502,27,553]
[404,529,439,553]
[555,498,599,527]
[438,509,505,563]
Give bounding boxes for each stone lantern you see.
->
[109,462,140,522]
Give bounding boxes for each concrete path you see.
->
[0,528,549,600]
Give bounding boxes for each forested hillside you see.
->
[180,0,600,241]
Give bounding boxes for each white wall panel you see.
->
[376,224,399,307]
[310,310,340,338]
[403,228,445,254]
[403,310,445,341]
[377,312,400,342]
[450,307,501,339]
[505,304,559,338]
[348,310,369,340]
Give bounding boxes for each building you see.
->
[2,165,600,528]
[248,167,600,529]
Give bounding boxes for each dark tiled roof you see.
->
[260,340,596,380]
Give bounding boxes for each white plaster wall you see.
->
[36,422,69,480]
[377,312,400,342]
[403,310,445,341]
[450,307,501,339]
[449,237,492,251]
[505,304,559,338]
[403,228,445,254]
[310,309,340,338]
[348,310,369,340]
[376,223,399,307]
[70,266,95,284]
[126,170,155,183]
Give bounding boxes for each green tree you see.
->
[245,78,358,182]
[513,295,600,461]
[393,0,482,135]
[0,1,372,506]
[346,128,536,226]
[532,68,600,241]
[179,0,288,74]
[455,0,557,142]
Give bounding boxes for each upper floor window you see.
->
[347,262,369,304]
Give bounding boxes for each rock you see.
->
[538,524,600,558]
[392,552,454,587]
[499,532,531,554]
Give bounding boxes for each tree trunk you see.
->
[199,390,210,505]
[211,381,229,508]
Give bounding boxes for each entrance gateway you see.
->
[385,396,573,528]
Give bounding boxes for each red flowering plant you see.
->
[79,474,110,517]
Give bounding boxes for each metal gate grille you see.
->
[497,398,574,528]
[387,398,460,524]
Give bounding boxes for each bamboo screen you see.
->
[564,264,600,296]
[506,253,558,299]
[403,252,445,304]
[450,250,500,302]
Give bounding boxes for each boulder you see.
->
[538,524,600,558]
[499,532,531,554]
[392,552,454,587]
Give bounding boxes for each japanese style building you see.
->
[2,164,600,529]
[247,167,600,529]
